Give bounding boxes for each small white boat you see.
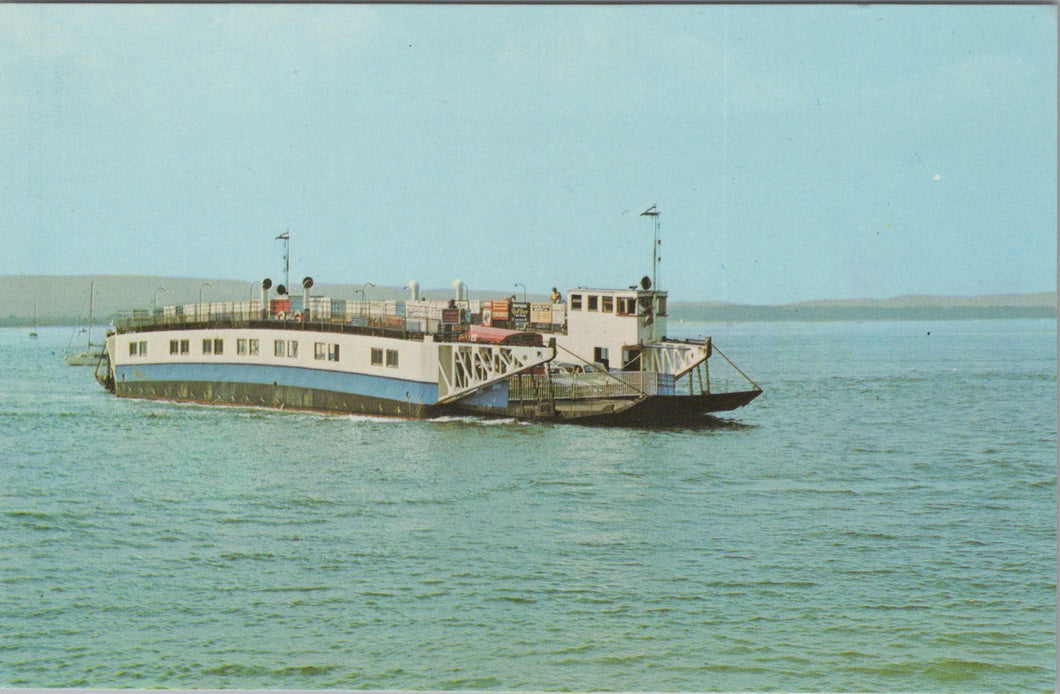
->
[65,282,105,366]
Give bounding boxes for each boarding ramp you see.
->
[436,342,555,405]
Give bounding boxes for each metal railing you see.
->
[508,371,668,402]
[113,299,568,340]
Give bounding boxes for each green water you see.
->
[1,320,1055,691]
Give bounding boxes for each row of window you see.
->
[131,338,393,367]
[370,347,400,368]
[569,293,639,315]
[314,342,340,362]
[273,340,299,358]
[237,339,260,355]
[202,338,225,355]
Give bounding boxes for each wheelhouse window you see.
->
[587,295,599,312]
[601,296,614,313]
[570,293,582,310]
[638,295,653,315]
[618,297,637,315]
[593,346,610,369]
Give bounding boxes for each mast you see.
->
[641,204,660,290]
[87,281,94,346]
[276,231,290,291]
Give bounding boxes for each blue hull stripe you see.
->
[116,362,439,404]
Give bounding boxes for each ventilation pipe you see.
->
[453,279,464,301]
[302,276,314,321]
[408,281,420,301]
[260,278,272,320]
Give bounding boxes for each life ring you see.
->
[276,311,287,320]
[293,311,303,321]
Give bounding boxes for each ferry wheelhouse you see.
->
[96,278,761,424]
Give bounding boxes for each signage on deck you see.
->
[530,303,552,324]
[510,302,530,324]
[489,300,510,321]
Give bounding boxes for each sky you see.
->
[1,4,1055,305]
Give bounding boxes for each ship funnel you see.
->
[408,281,420,301]
[453,279,464,301]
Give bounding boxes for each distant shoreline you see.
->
[0,274,1055,326]
[668,304,1056,323]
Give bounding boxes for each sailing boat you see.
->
[29,302,38,338]
[64,282,105,365]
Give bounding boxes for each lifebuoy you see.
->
[293,311,303,321]
[277,311,287,320]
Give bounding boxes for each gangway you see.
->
[436,340,555,405]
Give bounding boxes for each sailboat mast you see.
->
[87,281,94,346]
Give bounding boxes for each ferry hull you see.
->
[115,378,444,418]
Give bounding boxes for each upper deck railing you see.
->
[112,298,568,341]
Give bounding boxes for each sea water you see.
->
[1,320,1055,692]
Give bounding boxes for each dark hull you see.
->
[573,389,762,426]
[466,388,763,425]
[115,379,444,418]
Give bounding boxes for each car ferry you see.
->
[96,276,761,424]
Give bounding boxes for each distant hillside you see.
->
[670,293,1057,322]
[788,293,1057,309]
[0,275,542,326]
[0,275,1055,326]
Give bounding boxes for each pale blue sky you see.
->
[2,4,1055,304]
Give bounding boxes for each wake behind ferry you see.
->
[95,275,761,425]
